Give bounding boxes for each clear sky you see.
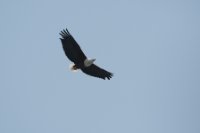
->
[1,0,200,133]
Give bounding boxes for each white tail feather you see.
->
[69,64,78,72]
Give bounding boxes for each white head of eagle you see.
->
[70,58,96,71]
[60,28,113,80]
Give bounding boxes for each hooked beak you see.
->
[91,59,96,62]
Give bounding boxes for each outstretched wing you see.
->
[81,64,113,80]
[60,29,87,64]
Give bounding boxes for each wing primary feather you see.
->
[59,28,87,64]
[62,30,67,35]
[63,30,68,35]
[60,29,71,39]
[65,28,70,34]
[81,64,113,80]
[63,29,68,35]
[60,31,65,37]
[59,32,64,37]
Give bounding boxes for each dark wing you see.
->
[81,64,113,80]
[60,28,87,64]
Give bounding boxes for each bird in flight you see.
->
[59,28,113,80]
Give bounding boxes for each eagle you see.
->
[59,28,113,80]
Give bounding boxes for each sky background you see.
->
[1,0,200,133]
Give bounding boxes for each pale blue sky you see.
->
[1,0,200,133]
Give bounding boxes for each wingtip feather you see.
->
[59,28,71,39]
